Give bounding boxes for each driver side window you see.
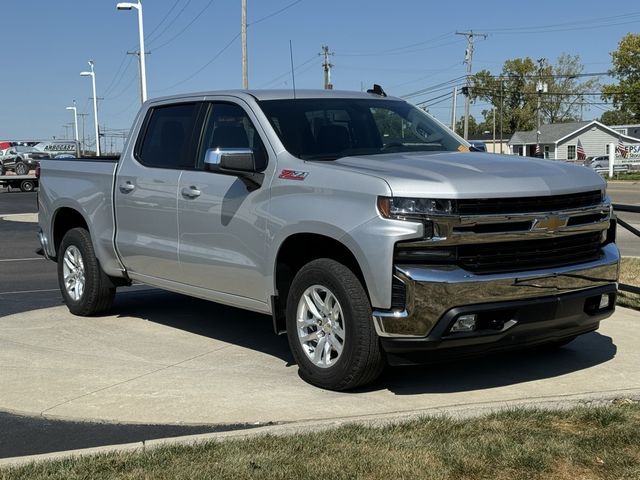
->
[200,103,268,171]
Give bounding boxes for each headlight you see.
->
[377,196,454,219]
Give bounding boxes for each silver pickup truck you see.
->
[38,89,619,390]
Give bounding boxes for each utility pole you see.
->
[499,78,504,154]
[78,113,89,155]
[241,0,248,89]
[127,50,151,104]
[492,107,496,152]
[320,45,334,89]
[536,58,548,156]
[456,30,487,140]
[450,86,458,132]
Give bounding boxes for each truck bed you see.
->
[38,157,122,275]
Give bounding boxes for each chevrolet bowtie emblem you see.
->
[532,215,567,232]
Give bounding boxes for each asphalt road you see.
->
[608,181,640,257]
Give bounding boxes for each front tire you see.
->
[286,258,384,390]
[57,227,115,316]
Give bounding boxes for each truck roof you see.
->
[149,89,401,104]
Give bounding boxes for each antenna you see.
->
[289,40,296,99]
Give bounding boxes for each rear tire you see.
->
[20,180,34,192]
[15,161,28,175]
[57,227,116,316]
[286,258,384,391]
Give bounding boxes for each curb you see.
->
[2,389,639,469]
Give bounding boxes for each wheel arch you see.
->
[52,207,89,260]
[271,232,369,334]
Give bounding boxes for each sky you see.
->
[0,0,637,149]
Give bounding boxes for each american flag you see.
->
[617,138,626,157]
[577,139,586,160]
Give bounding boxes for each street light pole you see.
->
[80,61,101,156]
[241,0,248,89]
[117,1,147,102]
[66,100,79,145]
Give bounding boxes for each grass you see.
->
[2,402,640,480]
[618,257,640,311]
[606,172,640,181]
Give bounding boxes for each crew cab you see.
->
[38,89,619,390]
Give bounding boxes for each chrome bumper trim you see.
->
[373,243,620,338]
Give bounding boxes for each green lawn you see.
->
[2,402,639,480]
[606,172,640,181]
[618,257,640,311]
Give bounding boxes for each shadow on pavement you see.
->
[108,288,616,395]
[372,332,616,395]
[0,411,262,459]
[110,288,293,364]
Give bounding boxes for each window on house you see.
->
[544,145,550,159]
[605,144,609,154]
[567,145,576,160]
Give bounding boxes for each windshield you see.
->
[258,98,468,160]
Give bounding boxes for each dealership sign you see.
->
[625,144,640,159]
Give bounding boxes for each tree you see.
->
[541,54,599,124]
[599,109,636,126]
[469,55,598,134]
[455,115,482,136]
[602,33,640,123]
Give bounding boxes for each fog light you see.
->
[599,294,610,310]
[451,314,477,333]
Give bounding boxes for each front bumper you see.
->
[373,243,620,359]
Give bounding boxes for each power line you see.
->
[152,1,311,92]
[258,53,316,88]
[401,75,466,99]
[151,0,216,51]
[416,91,454,107]
[250,0,304,26]
[484,12,640,35]
[336,32,453,57]
[144,1,181,42]
[101,54,130,97]
[103,56,135,99]
[146,0,193,46]
[153,32,241,92]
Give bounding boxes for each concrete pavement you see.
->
[1,288,639,427]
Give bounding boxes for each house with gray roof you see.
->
[509,120,640,160]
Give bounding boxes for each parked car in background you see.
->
[468,140,487,152]
[588,156,609,169]
[587,156,630,174]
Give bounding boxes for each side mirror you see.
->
[203,148,264,191]
[204,148,256,172]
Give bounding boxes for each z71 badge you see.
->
[278,169,308,181]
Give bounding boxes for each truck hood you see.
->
[332,151,606,198]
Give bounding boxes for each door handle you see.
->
[181,186,201,198]
[119,181,135,193]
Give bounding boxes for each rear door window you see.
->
[136,103,200,169]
